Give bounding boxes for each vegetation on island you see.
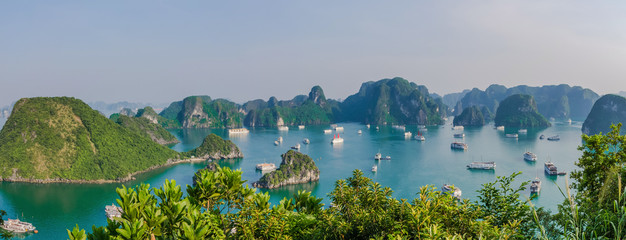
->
[113,114,179,146]
[253,150,319,189]
[341,77,447,125]
[0,210,13,239]
[66,123,626,239]
[582,94,626,135]
[186,134,243,160]
[0,97,180,181]
[494,94,551,128]
[158,96,243,129]
[453,84,598,121]
[453,106,486,127]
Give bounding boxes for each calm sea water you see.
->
[0,121,583,239]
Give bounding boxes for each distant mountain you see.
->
[340,77,446,125]
[618,91,626,98]
[88,101,168,117]
[158,96,243,129]
[243,86,339,127]
[0,97,180,182]
[454,84,598,121]
[442,89,470,114]
[187,133,243,160]
[582,94,626,135]
[494,94,551,128]
[453,106,486,127]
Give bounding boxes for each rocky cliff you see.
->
[582,94,626,135]
[187,133,243,160]
[340,77,446,125]
[158,96,243,129]
[252,150,319,189]
[453,106,485,127]
[114,114,180,145]
[494,94,551,128]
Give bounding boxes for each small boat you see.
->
[539,134,545,140]
[274,140,280,146]
[323,129,332,134]
[451,142,468,150]
[505,133,519,138]
[371,165,377,172]
[404,132,412,138]
[291,143,301,150]
[277,136,283,143]
[467,161,496,170]
[523,152,537,162]
[544,161,558,175]
[414,133,425,141]
[518,129,528,134]
[375,126,380,131]
[228,128,249,134]
[442,184,462,200]
[418,125,427,129]
[452,126,464,130]
[566,119,572,124]
[366,124,371,128]
[256,163,276,171]
[392,125,406,130]
[384,156,391,160]
[453,133,465,138]
[374,153,382,160]
[1,218,36,233]
[331,134,344,144]
[334,126,344,132]
[496,126,505,131]
[302,138,310,144]
[357,130,362,134]
[547,135,560,141]
[530,178,541,194]
[105,204,123,220]
[330,124,338,129]
[278,126,289,131]
[298,125,305,130]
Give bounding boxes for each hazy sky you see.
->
[2,1,625,106]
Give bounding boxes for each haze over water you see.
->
[0,121,582,239]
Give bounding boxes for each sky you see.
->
[1,1,626,106]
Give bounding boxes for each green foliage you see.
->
[0,210,12,240]
[453,106,485,126]
[582,94,626,136]
[0,97,179,180]
[494,94,551,128]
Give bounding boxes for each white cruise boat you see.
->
[374,152,382,160]
[366,124,371,129]
[418,125,427,129]
[404,132,412,138]
[278,126,289,131]
[451,142,468,150]
[442,184,462,200]
[371,165,378,172]
[334,126,344,132]
[357,130,362,134]
[466,162,496,170]
[228,128,249,134]
[302,138,310,144]
[530,178,541,194]
[291,143,301,150]
[524,152,537,162]
[518,129,528,134]
[496,126,505,131]
[506,133,519,138]
[105,204,123,220]
[323,129,332,134]
[331,134,344,144]
[453,133,465,138]
[414,133,425,141]
[545,161,558,175]
[1,219,36,233]
[256,163,276,171]
[392,125,406,131]
[566,119,572,124]
[298,125,305,129]
[277,136,283,143]
[452,126,464,130]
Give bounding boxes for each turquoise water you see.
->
[0,121,583,239]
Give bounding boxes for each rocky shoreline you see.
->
[0,157,211,184]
